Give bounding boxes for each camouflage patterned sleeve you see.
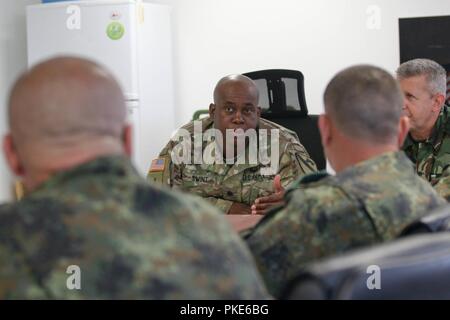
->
[244,185,377,297]
[0,206,47,299]
[0,244,47,299]
[434,167,450,201]
[0,245,45,300]
[278,141,317,188]
[202,197,234,214]
[147,141,179,187]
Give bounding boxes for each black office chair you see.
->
[243,69,326,170]
[399,204,450,236]
[281,233,450,300]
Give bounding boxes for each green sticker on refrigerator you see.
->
[106,22,125,40]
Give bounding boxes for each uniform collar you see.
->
[404,104,450,149]
[336,151,413,182]
[31,155,138,195]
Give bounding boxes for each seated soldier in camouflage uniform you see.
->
[0,57,269,299]
[397,59,450,185]
[148,75,317,216]
[244,65,446,298]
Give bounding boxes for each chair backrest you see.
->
[243,69,326,170]
[192,109,209,120]
[243,69,308,115]
[399,204,450,236]
[281,233,450,299]
[263,114,325,170]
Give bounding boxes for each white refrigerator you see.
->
[27,0,175,175]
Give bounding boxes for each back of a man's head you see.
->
[5,56,128,190]
[324,65,404,145]
[396,58,447,96]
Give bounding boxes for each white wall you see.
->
[0,0,40,202]
[1,0,450,201]
[166,0,450,125]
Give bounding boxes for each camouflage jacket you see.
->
[434,166,450,201]
[402,104,450,185]
[147,117,317,213]
[244,151,445,297]
[0,156,269,299]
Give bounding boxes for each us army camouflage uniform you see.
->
[0,156,270,299]
[403,104,450,185]
[148,117,317,213]
[244,151,445,297]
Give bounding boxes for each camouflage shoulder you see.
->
[179,116,214,134]
[259,118,300,142]
[286,170,330,191]
[281,135,317,173]
[434,167,450,201]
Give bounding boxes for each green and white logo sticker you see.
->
[106,22,125,40]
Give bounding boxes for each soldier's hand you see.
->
[251,175,285,215]
[227,202,252,215]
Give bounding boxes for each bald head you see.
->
[5,57,129,190]
[9,57,126,149]
[213,74,259,104]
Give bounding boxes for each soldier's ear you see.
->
[3,134,24,177]
[256,106,261,118]
[209,103,216,118]
[397,116,410,147]
[432,93,446,113]
[318,114,331,148]
[122,124,132,157]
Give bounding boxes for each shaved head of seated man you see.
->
[149,75,317,229]
[5,58,130,192]
[0,57,270,299]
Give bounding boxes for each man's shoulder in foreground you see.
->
[244,151,445,296]
[244,173,372,296]
[0,158,269,299]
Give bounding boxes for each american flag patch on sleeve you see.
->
[149,158,166,172]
